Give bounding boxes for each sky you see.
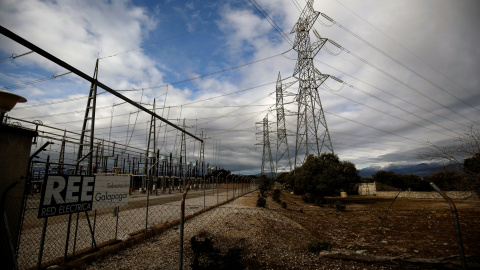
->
[1,0,479,175]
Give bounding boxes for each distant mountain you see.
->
[359,163,446,178]
[257,163,449,179]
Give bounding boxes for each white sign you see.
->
[38,175,95,218]
[38,175,130,218]
[92,175,130,210]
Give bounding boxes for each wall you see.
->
[0,124,37,268]
[375,191,477,199]
[358,182,401,196]
[358,182,477,199]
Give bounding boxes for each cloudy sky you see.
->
[1,0,479,175]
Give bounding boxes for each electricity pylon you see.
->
[275,72,295,175]
[256,114,275,177]
[291,0,334,169]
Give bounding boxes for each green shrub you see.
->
[272,189,281,202]
[256,196,266,208]
[314,197,324,206]
[190,233,245,270]
[302,193,313,203]
[334,200,346,212]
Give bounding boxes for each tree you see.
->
[423,171,464,191]
[372,171,430,191]
[372,171,400,188]
[287,153,360,198]
[401,174,430,191]
[420,126,480,196]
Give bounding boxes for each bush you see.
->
[288,154,361,196]
[308,240,332,253]
[256,196,266,208]
[314,197,324,206]
[190,232,245,270]
[258,176,270,193]
[302,193,314,203]
[334,200,346,212]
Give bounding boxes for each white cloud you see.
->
[1,0,479,174]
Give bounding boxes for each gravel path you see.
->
[17,187,250,269]
[77,192,391,270]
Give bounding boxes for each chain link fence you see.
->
[11,169,257,269]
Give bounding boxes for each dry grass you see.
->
[78,190,480,269]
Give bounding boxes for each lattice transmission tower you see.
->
[275,72,296,175]
[291,0,334,169]
[256,114,275,177]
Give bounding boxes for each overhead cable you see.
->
[248,0,294,46]
[321,14,480,118]
[332,0,480,109]
[0,71,72,90]
[0,50,34,63]
[315,59,471,130]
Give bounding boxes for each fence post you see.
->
[37,156,50,269]
[179,182,190,270]
[430,183,467,270]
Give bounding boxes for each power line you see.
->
[248,0,294,46]
[0,71,72,90]
[319,15,480,121]
[98,0,286,60]
[319,85,459,138]
[332,0,480,109]
[324,110,425,145]
[0,50,34,63]
[327,40,478,125]
[314,58,471,130]
[168,49,292,86]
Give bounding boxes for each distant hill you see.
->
[257,163,449,179]
[359,163,446,178]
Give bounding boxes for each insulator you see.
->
[331,76,344,84]
[329,40,342,49]
[321,13,334,22]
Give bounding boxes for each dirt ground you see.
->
[78,190,480,270]
[235,190,480,269]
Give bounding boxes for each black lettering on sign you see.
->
[38,175,95,218]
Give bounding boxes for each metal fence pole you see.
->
[37,156,51,269]
[179,182,190,270]
[63,213,72,262]
[145,176,150,232]
[72,212,80,255]
[37,217,48,269]
[115,207,119,240]
[430,183,467,270]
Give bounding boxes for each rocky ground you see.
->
[77,190,480,270]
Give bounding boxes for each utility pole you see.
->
[291,0,334,169]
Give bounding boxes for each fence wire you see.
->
[7,172,480,269]
[12,171,257,269]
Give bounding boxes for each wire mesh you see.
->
[15,168,258,269]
